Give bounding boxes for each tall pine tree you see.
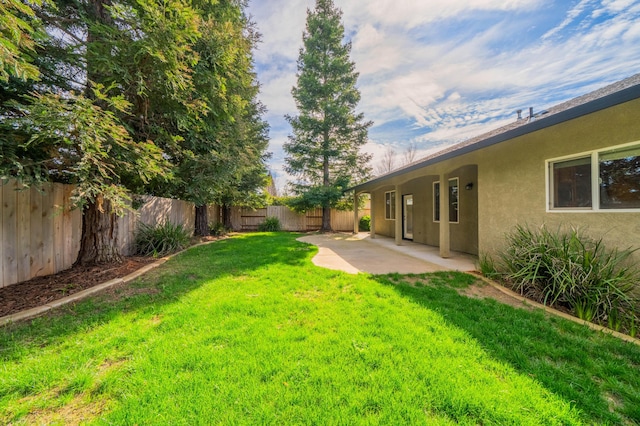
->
[284,0,372,232]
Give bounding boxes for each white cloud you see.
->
[248,0,640,184]
[341,0,541,29]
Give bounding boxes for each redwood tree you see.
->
[284,0,372,232]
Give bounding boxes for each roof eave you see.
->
[350,82,640,193]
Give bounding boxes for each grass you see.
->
[1,233,639,424]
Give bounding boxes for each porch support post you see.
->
[370,192,376,239]
[439,174,451,258]
[353,191,359,234]
[394,184,402,245]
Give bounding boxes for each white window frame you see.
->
[385,191,396,220]
[546,140,640,213]
[449,177,460,224]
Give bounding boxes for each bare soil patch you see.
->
[0,257,155,317]
[460,282,536,311]
[0,236,224,318]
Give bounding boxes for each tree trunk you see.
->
[222,204,232,230]
[76,196,122,266]
[321,205,331,233]
[321,146,332,232]
[194,205,209,236]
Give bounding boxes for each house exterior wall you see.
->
[475,97,640,261]
[371,185,396,237]
[367,96,640,261]
[369,165,478,255]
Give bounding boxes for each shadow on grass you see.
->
[372,271,640,425]
[0,233,313,362]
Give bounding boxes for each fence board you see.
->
[52,185,64,274]
[40,184,55,277]
[16,185,30,283]
[2,181,18,287]
[62,185,74,269]
[29,186,43,279]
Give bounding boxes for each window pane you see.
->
[434,182,440,221]
[385,192,391,219]
[449,179,458,222]
[390,191,396,220]
[599,146,640,209]
[552,157,592,208]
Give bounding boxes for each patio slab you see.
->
[297,232,476,275]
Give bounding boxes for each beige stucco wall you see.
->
[475,97,640,262]
[366,97,640,261]
[371,185,396,237]
[369,165,478,255]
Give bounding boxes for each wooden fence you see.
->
[227,206,370,232]
[1,178,368,288]
[1,181,195,288]
[1,180,82,289]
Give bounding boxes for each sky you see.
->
[245,0,640,191]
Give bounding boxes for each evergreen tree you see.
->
[284,0,372,232]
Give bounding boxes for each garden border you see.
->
[0,241,217,327]
[469,272,640,346]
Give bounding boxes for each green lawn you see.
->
[1,233,639,424]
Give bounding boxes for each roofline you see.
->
[350,82,640,193]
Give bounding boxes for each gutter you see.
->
[349,82,640,193]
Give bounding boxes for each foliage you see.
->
[498,224,640,334]
[284,0,372,230]
[257,216,281,232]
[1,0,269,262]
[5,88,168,213]
[477,253,500,279]
[358,215,370,232]
[2,234,639,424]
[209,222,227,237]
[133,222,191,257]
[0,0,50,82]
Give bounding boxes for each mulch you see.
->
[0,257,156,318]
[0,236,225,318]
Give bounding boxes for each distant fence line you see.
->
[1,179,368,288]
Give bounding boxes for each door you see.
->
[403,194,413,240]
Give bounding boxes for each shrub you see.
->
[498,224,640,334]
[478,253,500,279]
[209,222,227,236]
[258,216,281,232]
[133,222,191,257]
[359,215,371,232]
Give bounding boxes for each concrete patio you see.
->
[297,232,477,275]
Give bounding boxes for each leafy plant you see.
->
[358,215,370,232]
[498,224,640,334]
[209,222,227,236]
[478,253,500,279]
[258,216,281,232]
[133,222,191,257]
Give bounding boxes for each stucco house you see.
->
[351,74,640,263]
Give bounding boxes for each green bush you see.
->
[498,224,640,334]
[258,216,281,232]
[359,215,371,232]
[133,222,191,257]
[209,222,227,236]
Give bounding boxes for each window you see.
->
[551,157,592,208]
[548,142,640,211]
[385,191,396,220]
[599,145,640,209]
[433,182,440,221]
[449,178,459,223]
[433,178,459,222]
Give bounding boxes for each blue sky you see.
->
[246,0,640,190]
